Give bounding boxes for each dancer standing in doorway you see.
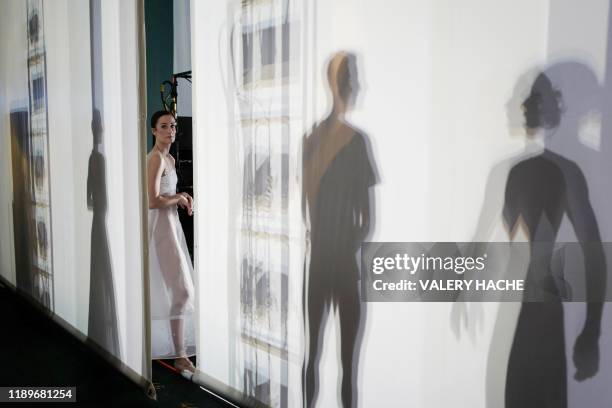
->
[147,110,196,374]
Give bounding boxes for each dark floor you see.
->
[0,282,234,408]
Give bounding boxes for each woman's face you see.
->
[153,114,176,144]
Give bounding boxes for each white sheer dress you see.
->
[148,153,196,359]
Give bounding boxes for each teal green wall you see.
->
[145,0,173,150]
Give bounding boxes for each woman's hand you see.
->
[573,327,600,381]
[175,194,190,213]
[177,192,194,216]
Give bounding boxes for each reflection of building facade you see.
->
[25,0,53,309]
[227,0,303,405]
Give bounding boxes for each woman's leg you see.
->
[172,316,195,372]
[154,213,195,371]
[156,245,194,369]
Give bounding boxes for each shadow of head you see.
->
[326,51,361,112]
[522,73,563,132]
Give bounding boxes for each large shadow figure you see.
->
[302,52,376,408]
[501,73,605,407]
[87,110,121,359]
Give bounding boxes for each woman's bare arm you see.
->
[147,151,187,209]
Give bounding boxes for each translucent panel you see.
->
[0,0,146,381]
[0,0,29,286]
[191,0,612,407]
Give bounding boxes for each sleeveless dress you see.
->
[148,154,196,359]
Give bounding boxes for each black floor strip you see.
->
[0,284,235,407]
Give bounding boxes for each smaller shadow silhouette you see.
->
[87,109,121,359]
[302,51,377,408]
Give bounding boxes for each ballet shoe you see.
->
[174,357,196,374]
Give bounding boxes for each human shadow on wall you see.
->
[87,109,121,359]
[503,74,605,407]
[10,110,34,295]
[302,51,377,408]
[471,69,606,408]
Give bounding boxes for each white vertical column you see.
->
[94,0,144,375]
[119,0,145,376]
[99,0,127,360]
[191,0,232,383]
[45,0,78,327]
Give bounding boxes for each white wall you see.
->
[91,0,145,375]
[301,1,546,406]
[191,0,233,384]
[192,0,612,407]
[545,2,612,406]
[44,0,92,333]
[115,0,146,375]
[0,0,146,380]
